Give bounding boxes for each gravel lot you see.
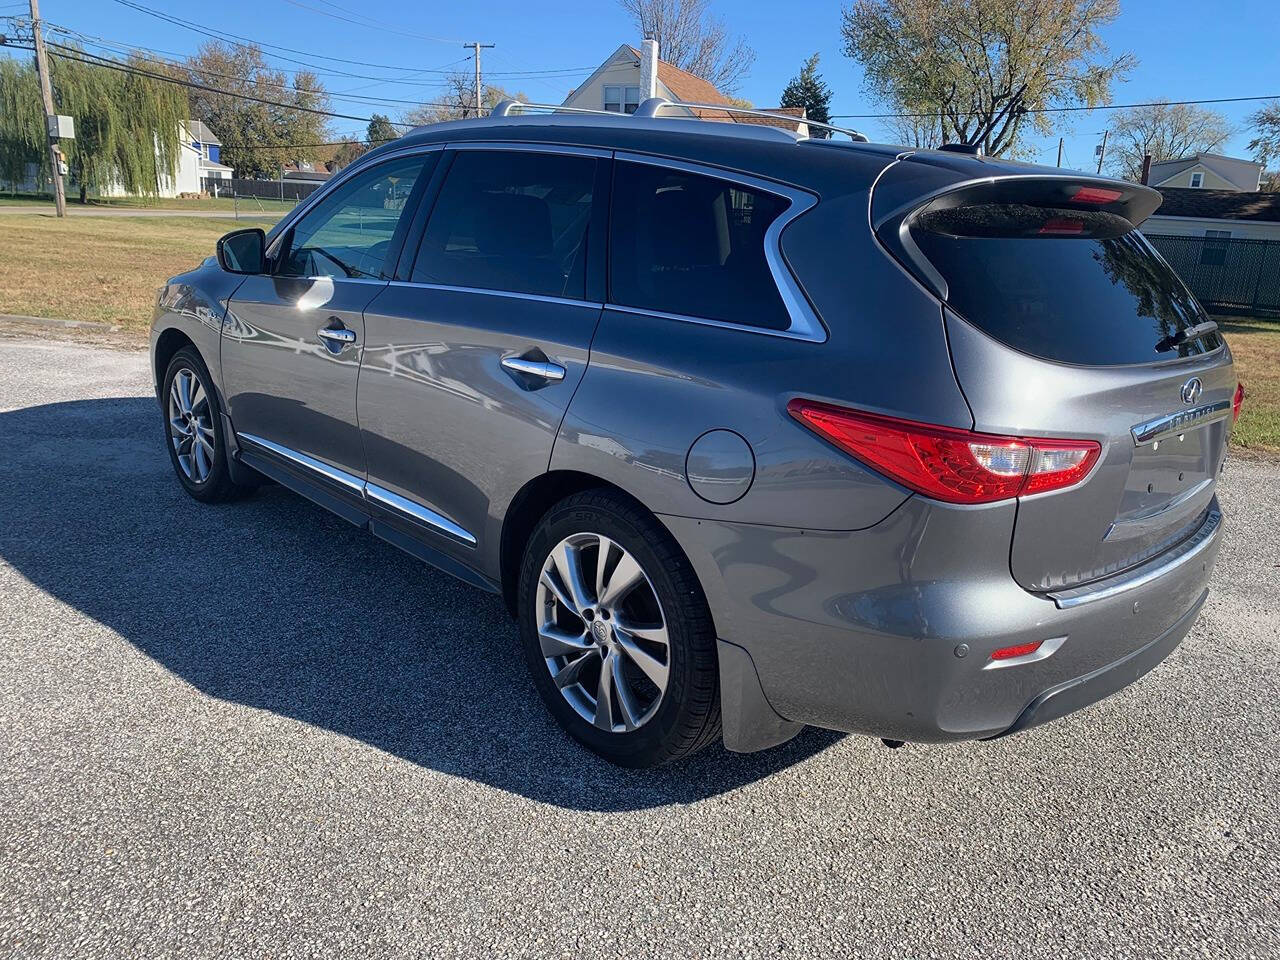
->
[1,334,1277,959]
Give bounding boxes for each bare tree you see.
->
[1107,101,1232,180]
[402,71,526,126]
[884,113,945,150]
[1247,101,1280,171]
[841,0,1134,157]
[618,0,756,94]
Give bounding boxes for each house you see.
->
[1144,187,1280,241]
[562,40,809,136]
[1146,153,1262,192]
[187,119,235,183]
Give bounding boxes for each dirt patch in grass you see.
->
[0,214,233,330]
[1220,320,1280,456]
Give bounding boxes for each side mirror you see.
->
[216,228,266,274]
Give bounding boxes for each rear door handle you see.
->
[501,356,566,382]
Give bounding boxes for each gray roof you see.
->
[186,120,221,146]
[1148,153,1261,192]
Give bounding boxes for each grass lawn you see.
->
[1220,320,1280,455]
[0,192,299,214]
[0,214,233,329]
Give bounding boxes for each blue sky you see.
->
[8,0,1278,171]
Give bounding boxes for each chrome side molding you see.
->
[236,433,476,545]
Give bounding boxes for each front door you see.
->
[357,146,609,570]
[221,153,433,485]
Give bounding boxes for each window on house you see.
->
[1190,172,1204,188]
[608,160,793,330]
[603,85,642,114]
[411,150,597,299]
[1201,228,1231,266]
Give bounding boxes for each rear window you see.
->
[609,161,792,330]
[910,203,1222,366]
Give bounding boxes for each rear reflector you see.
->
[1071,186,1124,205]
[1233,381,1245,423]
[990,639,1044,661]
[787,400,1102,505]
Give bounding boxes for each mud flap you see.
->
[718,638,804,753]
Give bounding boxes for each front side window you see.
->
[278,155,428,279]
[603,85,642,114]
[609,161,793,330]
[411,150,597,300]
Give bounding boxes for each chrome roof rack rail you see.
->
[488,97,871,142]
[490,100,620,118]
[635,97,870,142]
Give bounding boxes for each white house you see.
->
[562,40,808,136]
[186,119,234,185]
[1147,153,1262,192]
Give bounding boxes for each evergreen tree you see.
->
[780,53,833,136]
[365,114,399,147]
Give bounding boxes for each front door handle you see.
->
[501,356,566,382]
[317,326,357,346]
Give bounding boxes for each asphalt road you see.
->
[1,334,1277,959]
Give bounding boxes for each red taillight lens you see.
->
[1233,381,1245,423]
[1071,186,1123,205]
[787,400,1101,505]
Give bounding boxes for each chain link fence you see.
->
[202,177,324,202]
[1146,233,1280,318]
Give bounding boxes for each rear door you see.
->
[877,169,1236,591]
[221,153,433,483]
[356,145,609,567]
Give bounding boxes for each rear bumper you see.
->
[661,496,1222,747]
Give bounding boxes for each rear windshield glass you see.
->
[911,204,1222,366]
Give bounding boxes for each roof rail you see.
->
[489,97,870,143]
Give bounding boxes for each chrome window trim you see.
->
[386,280,602,310]
[365,482,477,545]
[1048,506,1221,609]
[236,432,477,546]
[610,151,827,343]
[447,140,613,159]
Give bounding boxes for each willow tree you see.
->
[0,48,187,201]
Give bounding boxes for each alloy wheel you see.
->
[535,532,671,732]
[168,367,216,484]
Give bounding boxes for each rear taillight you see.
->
[787,400,1101,505]
[1071,186,1123,205]
[1233,381,1245,423]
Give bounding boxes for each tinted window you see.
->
[609,162,792,331]
[911,204,1222,366]
[411,150,596,299]
[278,155,427,279]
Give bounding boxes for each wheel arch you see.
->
[153,326,197,396]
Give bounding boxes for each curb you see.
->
[0,313,122,331]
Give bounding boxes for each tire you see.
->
[517,489,721,767]
[161,346,249,503]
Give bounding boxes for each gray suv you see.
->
[151,107,1240,767]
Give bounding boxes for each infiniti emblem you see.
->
[1180,377,1203,405]
[591,620,610,643]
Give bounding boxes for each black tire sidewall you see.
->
[517,494,717,767]
[161,347,231,502]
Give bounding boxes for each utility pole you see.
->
[1095,129,1109,175]
[1056,137,1063,168]
[463,41,494,118]
[29,0,66,217]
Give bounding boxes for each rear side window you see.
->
[411,149,596,300]
[609,161,792,330]
[910,203,1222,366]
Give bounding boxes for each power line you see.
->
[3,40,439,126]
[831,93,1280,119]
[275,0,464,44]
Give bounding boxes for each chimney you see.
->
[640,38,659,100]
[1140,153,1152,185]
